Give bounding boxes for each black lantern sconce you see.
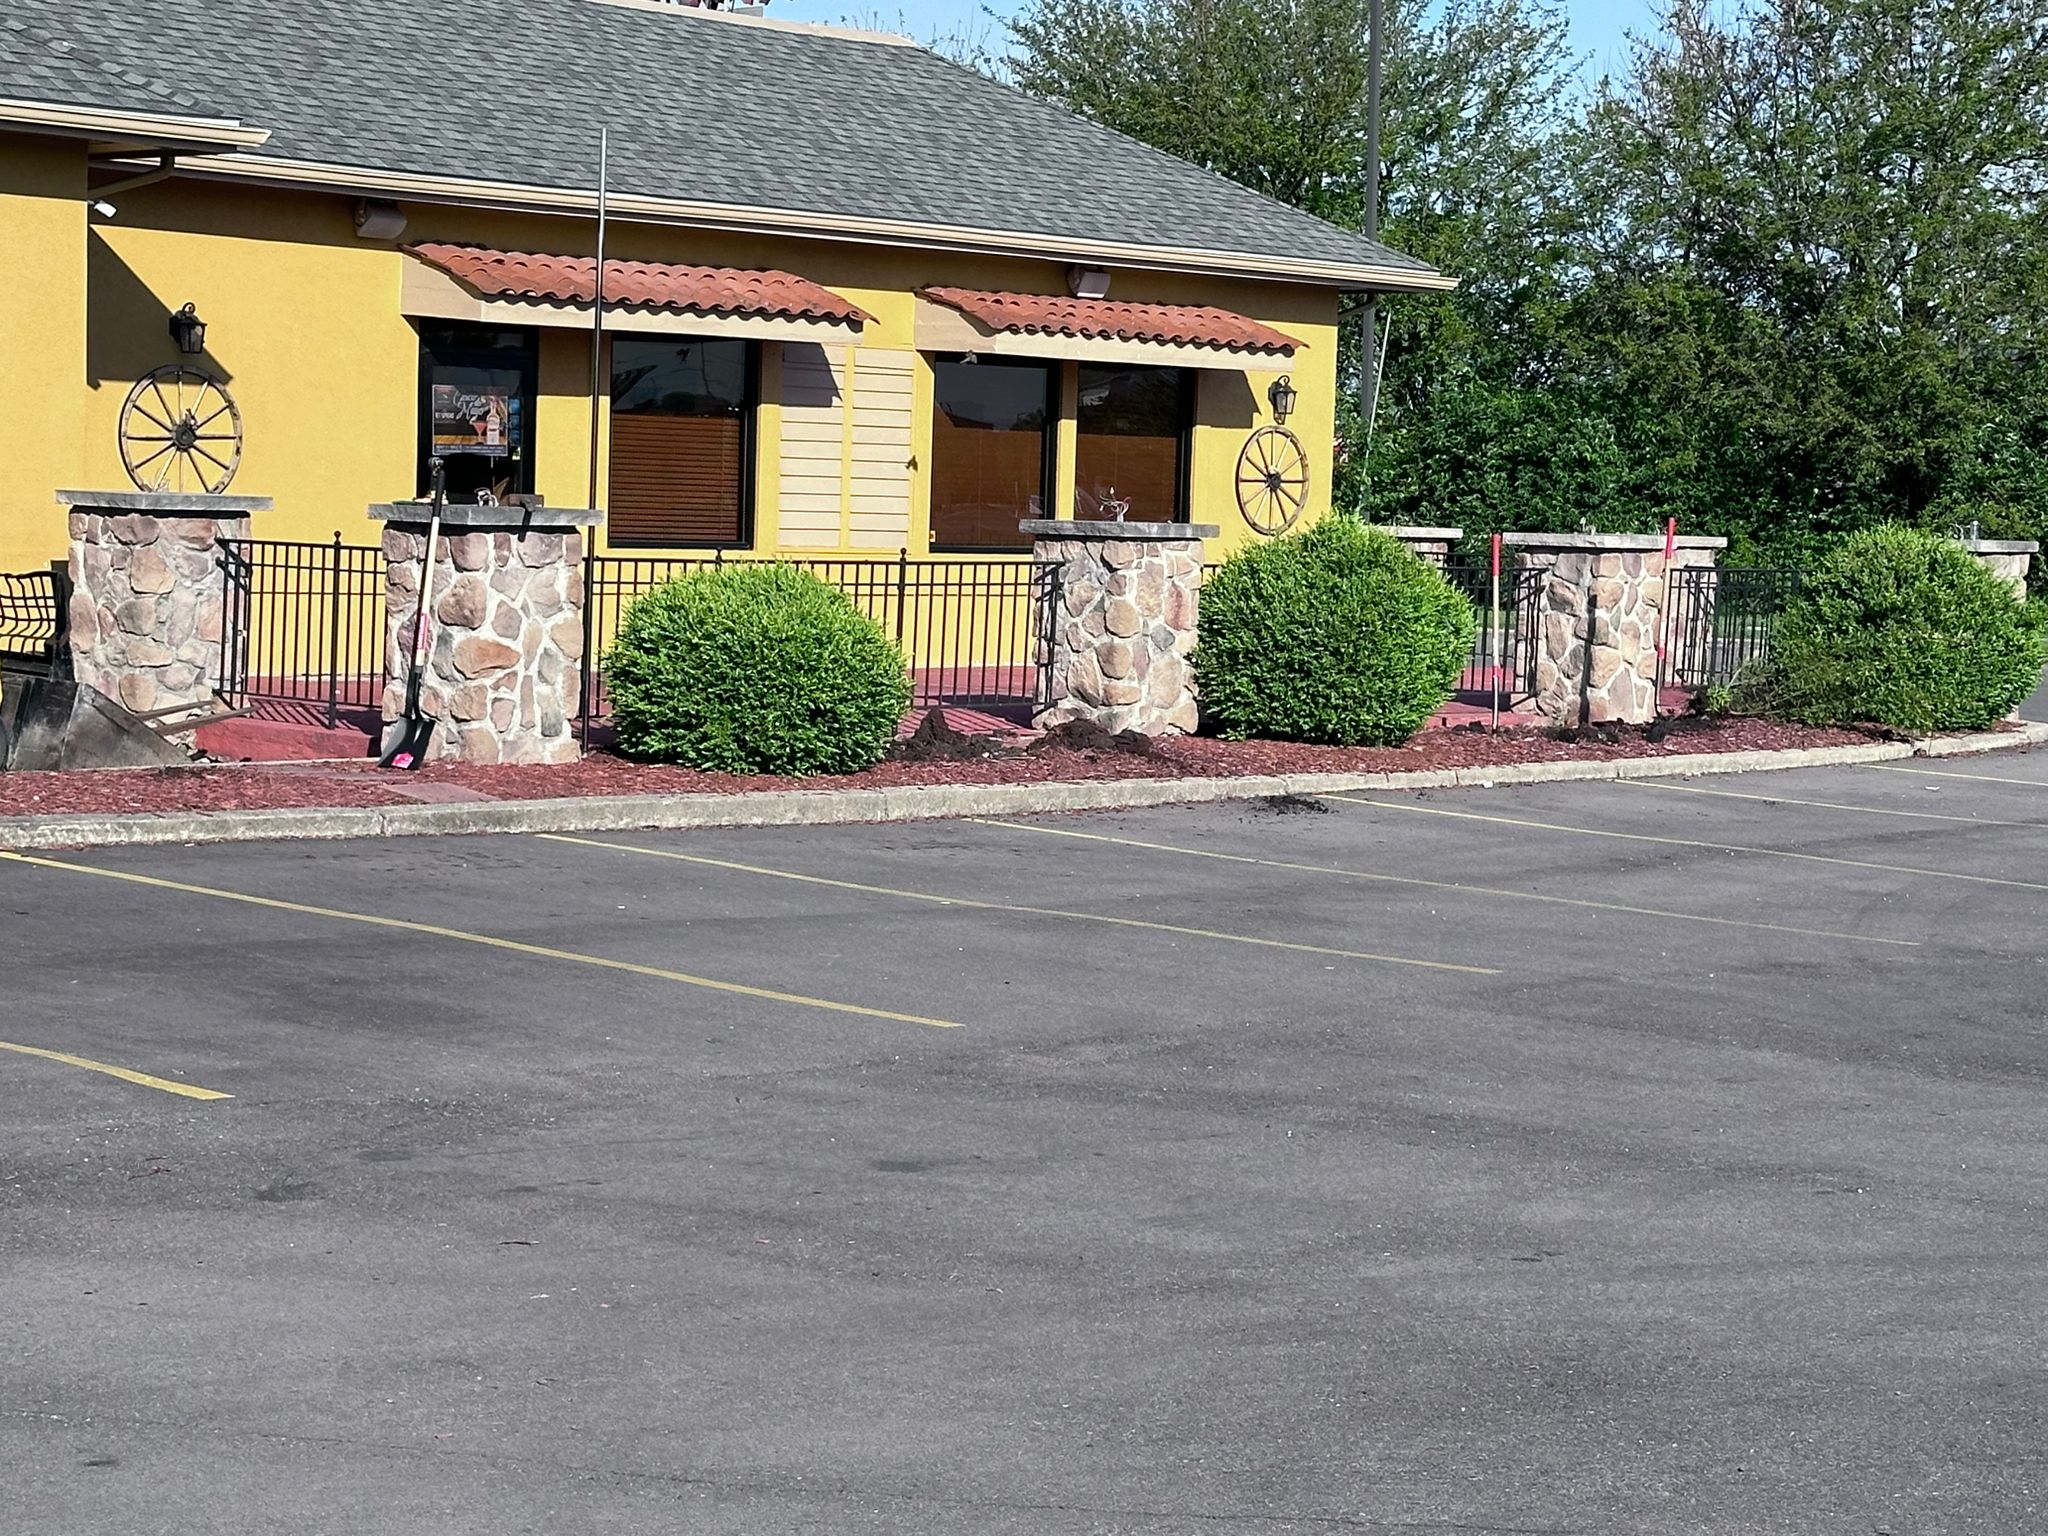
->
[168,302,207,356]
[1267,374,1298,425]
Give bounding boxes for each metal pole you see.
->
[325,530,343,729]
[1358,0,1384,422]
[585,127,609,515]
[1490,536,1507,733]
[577,128,608,758]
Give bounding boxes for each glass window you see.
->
[929,356,1055,552]
[607,336,755,547]
[417,323,537,503]
[1075,364,1192,522]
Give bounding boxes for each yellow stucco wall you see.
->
[0,133,87,574]
[10,168,1340,575]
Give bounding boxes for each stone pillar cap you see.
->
[1502,531,1724,552]
[370,501,601,528]
[58,489,273,513]
[1957,537,2039,554]
[1021,518,1219,540]
[1385,525,1462,540]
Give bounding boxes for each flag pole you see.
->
[585,127,609,514]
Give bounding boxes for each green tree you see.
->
[1572,0,2048,558]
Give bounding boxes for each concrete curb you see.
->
[2,723,2042,852]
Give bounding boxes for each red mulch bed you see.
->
[0,715,2011,821]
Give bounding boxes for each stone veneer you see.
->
[58,489,273,720]
[1504,532,1704,726]
[1956,538,2038,600]
[1022,518,1213,735]
[1387,525,1461,567]
[371,502,599,764]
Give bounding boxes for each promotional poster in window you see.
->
[430,383,518,458]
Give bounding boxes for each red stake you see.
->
[1654,516,1678,704]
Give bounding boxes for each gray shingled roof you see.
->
[4,0,1439,285]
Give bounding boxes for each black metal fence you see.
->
[216,535,386,725]
[1443,564,1545,701]
[579,550,1060,730]
[1661,566,1801,690]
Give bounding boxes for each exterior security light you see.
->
[355,198,408,240]
[1067,266,1112,299]
[168,302,207,355]
[1267,374,1298,425]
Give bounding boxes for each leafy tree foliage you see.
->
[1002,0,2048,565]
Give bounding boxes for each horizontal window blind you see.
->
[607,413,745,545]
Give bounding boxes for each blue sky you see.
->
[770,0,1657,82]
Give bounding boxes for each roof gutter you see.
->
[181,152,1459,293]
[0,97,270,150]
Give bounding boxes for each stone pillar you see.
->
[1956,538,2037,600]
[1504,532,1678,726]
[1022,518,1213,736]
[1387,526,1461,568]
[57,490,273,718]
[370,502,598,764]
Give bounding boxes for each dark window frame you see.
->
[415,321,539,500]
[928,353,1059,555]
[604,334,760,551]
[1075,362,1197,524]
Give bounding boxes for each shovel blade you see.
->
[377,714,436,770]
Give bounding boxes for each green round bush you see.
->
[1756,525,2047,730]
[1193,517,1476,745]
[607,564,911,774]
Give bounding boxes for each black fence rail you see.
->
[580,551,1060,730]
[1443,564,1545,702]
[1662,567,1800,690]
[0,568,67,679]
[216,535,386,725]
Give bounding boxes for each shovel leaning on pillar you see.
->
[379,457,447,770]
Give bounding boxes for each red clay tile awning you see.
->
[406,243,871,326]
[919,286,1299,356]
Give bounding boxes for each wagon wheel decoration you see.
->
[119,365,243,494]
[1235,424,1309,535]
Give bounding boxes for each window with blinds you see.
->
[607,335,756,547]
[929,356,1055,552]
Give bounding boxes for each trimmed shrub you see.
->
[1754,525,2047,730]
[1193,517,1476,745]
[607,564,911,774]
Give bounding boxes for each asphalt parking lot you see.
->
[5,752,2048,1534]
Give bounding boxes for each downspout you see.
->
[86,152,180,208]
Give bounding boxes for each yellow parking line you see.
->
[0,1039,232,1101]
[1613,776,2038,827]
[0,849,961,1030]
[970,820,1914,947]
[537,833,1498,976]
[1320,794,2048,894]
[1865,763,2048,790]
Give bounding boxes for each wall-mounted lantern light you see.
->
[168,302,207,355]
[1267,374,1298,425]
